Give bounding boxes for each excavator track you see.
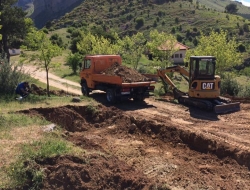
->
[178,96,214,111]
[173,88,240,114]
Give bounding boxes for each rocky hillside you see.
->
[20,0,85,28]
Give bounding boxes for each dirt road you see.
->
[22,65,82,95]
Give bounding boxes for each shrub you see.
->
[66,52,83,74]
[135,17,144,28]
[220,76,241,96]
[237,85,250,97]
[0,56,29,95]
[49,33,64,48]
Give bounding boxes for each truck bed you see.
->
[92,74,155,87]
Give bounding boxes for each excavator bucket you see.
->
[214,102,241,114]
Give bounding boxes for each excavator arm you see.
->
[157,65,189,87]
[157,65,189,99]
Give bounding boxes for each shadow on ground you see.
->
[90,91,156,111]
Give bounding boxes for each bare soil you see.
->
[19,99,250,190]
[101,63,150,82]
[30,83,76,96]
[16,64,250,189]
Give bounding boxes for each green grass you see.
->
[5,136,79,189]
[48,28,70,46]
[0,115,85,189]
[0,113,48,133]
[0,95,91,113]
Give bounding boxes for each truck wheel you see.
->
[134,94,145,102]
[106,89,116,103]
[82,83,89,96]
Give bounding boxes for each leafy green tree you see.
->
[225,3,238,14]
[185,30,242,75]
[22,30,62,97]
[0,0,27,60]
[146,29,178,68]
[77,31,120,56]
[117,32,146,69]
[66,52,82,74]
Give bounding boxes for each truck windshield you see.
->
[84,59,91,69]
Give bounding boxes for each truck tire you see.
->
[106,89,116,103]
[81,83,89,96]
[133,94,145,102]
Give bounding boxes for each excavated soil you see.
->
[101,63,150,82]
[30,84,77,96]
[19,101,250,190]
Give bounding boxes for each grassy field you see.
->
[0,93,95,188]
[0,110,85,188]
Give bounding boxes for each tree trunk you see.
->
[2,32,10,62]
[45,67,50,97]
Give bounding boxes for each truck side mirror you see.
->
[185,62,188,67]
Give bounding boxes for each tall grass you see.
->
[7,136,72,189]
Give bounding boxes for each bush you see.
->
[49,33,64,48]
[237,85,250,97]
[135,17,144,28]
[66,52,82,74]
[220,76,241,96]
[0,56,29,95]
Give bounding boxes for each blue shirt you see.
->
[15,82,27,94]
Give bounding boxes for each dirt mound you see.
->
[18,104,250,189]
[36,155,150,190]
[101,63,150,82]
[30,83,76,96]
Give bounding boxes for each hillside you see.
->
[18,0,250,27]
[197,0,250,19]
[48,0,250,48]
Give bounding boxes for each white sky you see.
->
[234,0,250,7]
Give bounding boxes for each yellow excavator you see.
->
[157,56,240,114]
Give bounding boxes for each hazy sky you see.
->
[234,0,250,7]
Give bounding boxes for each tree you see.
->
[225,3,238,14]
[185,30,242,76]
[76,31,120,56]
[66,52,82,74]
[0,0,27,61]
[23,29,62,97]
[117,32,146,69]
[146,29,178,68]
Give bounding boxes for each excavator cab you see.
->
[189,56,216,81]
[188,56,220,99]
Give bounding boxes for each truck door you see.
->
[82,59,92,87]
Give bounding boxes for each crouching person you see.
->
[15,81,31,99]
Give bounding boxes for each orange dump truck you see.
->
[80,55,155,103]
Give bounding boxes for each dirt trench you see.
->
[19,104,250,190]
